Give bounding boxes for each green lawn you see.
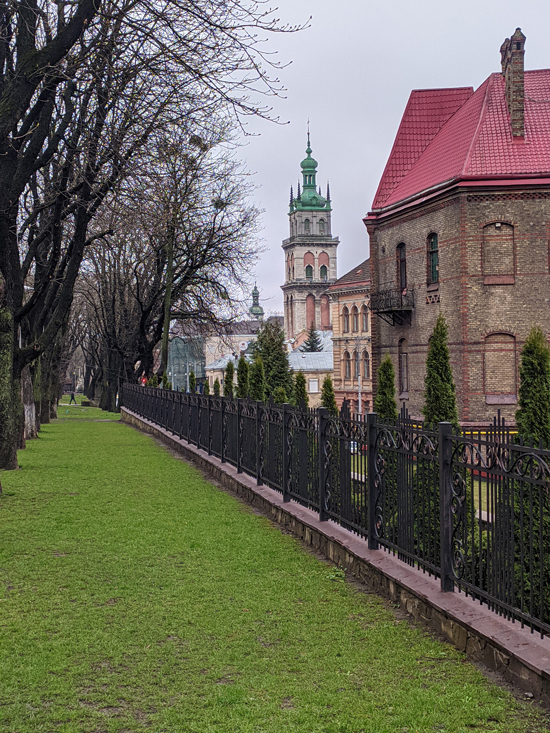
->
[0,413,548,732]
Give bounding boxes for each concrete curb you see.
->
[121,407,550,703]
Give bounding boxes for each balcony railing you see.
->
[370,287,414,326]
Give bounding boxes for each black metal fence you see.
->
[122,384,550,637]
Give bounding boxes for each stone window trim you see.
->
[343,351,352,380]
[361,304,369,332]
[351,305,359,332]
[363,350,370,380]
[341,306,350,334]
[308,378,319,393]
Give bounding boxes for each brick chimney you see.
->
[500,28,526,138]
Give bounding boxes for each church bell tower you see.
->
[282,134,339,341]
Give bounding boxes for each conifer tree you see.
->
[213,378,221,397]
[293,371,308,407]
[249,356,265,402]
[224,361,234,398]
[272,386,287,403]
[374,355,398,422]
[321,375,338,415]
[300,325,323,352]
[189,370,196,393]
[516,326,550,446]
[422,313,459,429]
[203,381,210,396]
[254,320,291,398]
[237,355,249,398]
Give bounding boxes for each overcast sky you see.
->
[237,0,550,315]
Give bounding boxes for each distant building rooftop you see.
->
[289,351,333,372]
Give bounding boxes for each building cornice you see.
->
[364,176,550,229]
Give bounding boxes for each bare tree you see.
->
[79,127,260,411]
[0,0,299,469]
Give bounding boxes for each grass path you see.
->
[0,410,548,732]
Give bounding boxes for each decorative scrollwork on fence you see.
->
[323,430,332,512]
[258,405,266,481]
[373,428,397,539]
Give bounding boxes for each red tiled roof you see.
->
[372,70,550,212]
[371,87,474,209]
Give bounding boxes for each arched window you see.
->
[361,304,369,332]
[304,218,310,233]
[427,233,439,284]
[363,351,370,380]
[398,338,409,395]
[291,253,295,280]
[397,243,407,291]
[319,219,325,234]
[343,351,351,380]
[351,306,359,332]
[305,264,313,280]
[342,306,350,333]
[318,252,329,284]
[354,350,361,378]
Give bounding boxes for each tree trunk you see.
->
[21,364,37,440]
[31,358,42,435]
[0,302,19,469]
[99,348,122,412]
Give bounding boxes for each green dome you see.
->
[301,151,317,170]
[300,137,317,170]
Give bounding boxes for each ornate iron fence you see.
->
[122,384,550,636]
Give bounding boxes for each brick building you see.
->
[328,259,373,413]
[282,135,339,341]
[365,29,550,426]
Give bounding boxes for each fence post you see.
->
[256,400,262,486]
[367,411,379,550]
[439,421,454,592]
[178,392,183,440]
[318,407,328,521]
[282,403,290,502]
[186,392,191,443]
[207,395,212,455]
[196,395,201,449]
[220,397,226,463]
[236,398,242,473]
